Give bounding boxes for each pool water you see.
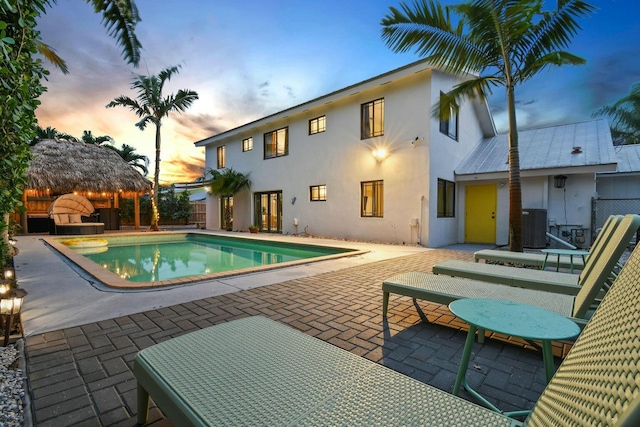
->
[62,234,355,283]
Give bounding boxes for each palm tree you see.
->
[31,125,78,144]
[38,0,142,73]
[81,130,114,146]
[381,0,594,251]
[208,168,252,231]
[105,143,149,176]
[593,81,640,146]
[106,65,199,231]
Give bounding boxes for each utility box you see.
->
[523,209,547,248]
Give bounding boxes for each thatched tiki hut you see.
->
[20,139,151,234]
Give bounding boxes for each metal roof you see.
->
[456,119,617,177]
[605,144,640,174]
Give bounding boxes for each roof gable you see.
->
[194,59,496,146]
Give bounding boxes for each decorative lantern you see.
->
[553,175,567,189]
[1,288,27,346]
[3,266,15,281]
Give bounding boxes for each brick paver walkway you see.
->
[25,249,567,426]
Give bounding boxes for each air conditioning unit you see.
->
[523,209,547,248]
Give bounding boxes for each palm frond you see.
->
[35,40,69,74]
[86,0,142,66]
[381,1,486,75]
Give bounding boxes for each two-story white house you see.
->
[195,59,628,248]
[195,59,496,247]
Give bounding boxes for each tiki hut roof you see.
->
[27,139,151,195]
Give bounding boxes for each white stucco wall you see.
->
[201,64,491,246]
[426,71,488,248]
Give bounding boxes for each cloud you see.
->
[161,150,206,184]
[579,44,640,110]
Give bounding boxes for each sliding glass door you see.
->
[254,191,282,232]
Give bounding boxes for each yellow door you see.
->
[465,184,497,243]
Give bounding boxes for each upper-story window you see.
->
[310,185,327,201]
[309,115,326,135]
[439,92,458,141]
[242,137,253,152]
[361,98,384,139]
[217,145,226,169]
[264,127,288,159]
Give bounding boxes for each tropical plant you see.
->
[0,0,141,261]
[593,81,640,145]
[1,1,48,260]
[31,125,78,144]
[158,185,192,224]
[105,143,149,176]
[207,168,252,231]
[106,65,199,231]
[81,130,114,145]
[381,0,594,251]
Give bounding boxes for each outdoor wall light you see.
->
[3,266,14,281]
[0,288,27,346]
[372,148,388,163]
[554,175,567,189]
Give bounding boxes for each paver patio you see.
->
[24,248,571,426]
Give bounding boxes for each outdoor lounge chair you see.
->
[473,215,621,270]
[134,244,640,426]
[382,214,640,328]
[431,214,640,293]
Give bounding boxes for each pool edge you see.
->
[43,232,368,289]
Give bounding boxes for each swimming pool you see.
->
[46,233,363,289]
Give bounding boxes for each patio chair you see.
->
[382,214,640,327]
[431,214,640,294]
[135,244,640,426]
[473,215,621,270]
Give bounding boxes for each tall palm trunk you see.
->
[150,123,161,231]
[506,83,523,252]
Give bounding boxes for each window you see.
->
[310,185,327,201]
[361,180,383,217]
[439,92,458,140]
[264,127,288,159]
[361,98,384,139]
[309,115,326,135]
[217,145,226,169]
[242,137,253,152]
[437,178,455,217]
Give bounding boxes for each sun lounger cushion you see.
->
[473,249,585,270]
[433,260,579,293]
[134,316,513,426]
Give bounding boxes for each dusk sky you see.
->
[35,0,640,184]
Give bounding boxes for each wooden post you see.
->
[20,191,28,234]
[134,194,140,230]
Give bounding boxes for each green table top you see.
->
[449,298,580,341]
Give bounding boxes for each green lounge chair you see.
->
[431,214,639,294]
[473,215,621,270]
[382,215,640,328]
[135,245,640,426]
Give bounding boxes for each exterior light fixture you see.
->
[372,148,388,163]
[553,175,567,189]
[3,266,15,281]
[1,288,27,346]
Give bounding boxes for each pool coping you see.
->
[43,231,368,289]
